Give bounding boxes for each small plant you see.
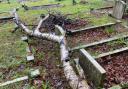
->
[37,52,44,60]
[105,27,115,35]
[107,38,127,47]
[42,81,51,89]
[121,83,128,89]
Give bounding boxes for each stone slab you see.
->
[112,0,126,19]
[70,22,120,33]
[71,33,128,51]
[79,49,106,87]
[26,55,34,61]
[21,36,28,42]
[94,47,128,58]
[29,69,40,78]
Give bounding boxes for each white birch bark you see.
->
[12,10,90,89]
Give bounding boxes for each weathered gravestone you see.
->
[79,49,106,87]
[112,0,126,19]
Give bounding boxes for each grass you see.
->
[0,0,116,88]
[105,26,115,35]
[0,20,30,82]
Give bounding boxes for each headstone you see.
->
[112,0,126,19]
[26,55,34,61]
[21,36,28,42]
[29,69,40,78]
[79,49,106,87]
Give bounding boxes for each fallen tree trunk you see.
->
[63,61,90,89]
[12,9,90,89]
[56,26,90,89]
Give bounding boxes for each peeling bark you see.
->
[57,26,90,89]
[12,10,90,89]
[13,10,62,43]
[63,61,90,89]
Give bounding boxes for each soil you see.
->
[67,27,127,48]
[95,7,113,14]
[39,14,89,33]
[64,19,89,31]
[39,14,73,32]
[28,37,71,89]
[1,12,127,88]
[67,26,127,47]
[97,52,128,88]
[86,39,128,56]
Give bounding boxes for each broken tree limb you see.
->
[55,25,68,61]
[12,10,90,89]
[60,38,69,61]
[63,61,90,89]
[35,14,49,32]
[0,69,40,87]
[55,25,66,36]
[57,26,90,89]
[13,11,62,43]
[33,29,63,43]
[0,76,28,87]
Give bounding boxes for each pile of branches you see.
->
[40,13,73,31]
[40,13,89,33]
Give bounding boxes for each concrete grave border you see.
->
[68,21,121,33]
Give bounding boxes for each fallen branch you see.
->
[12,9,62,43]
[12,9,90,89]
[55,26,90,89]
[0,69,40,87]
[63,61,90,89]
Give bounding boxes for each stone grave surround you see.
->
[18,0,37,3]
[112,0,126,19]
